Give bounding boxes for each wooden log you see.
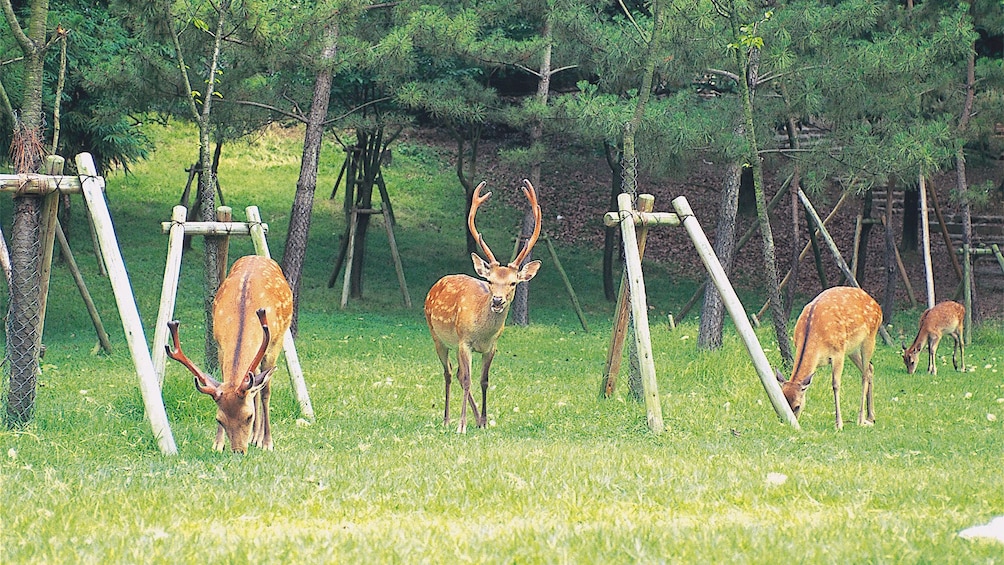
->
[383,206,412,308]
[158,221,267,236]
[615,193,664,434]
[55,221,112,355]
[672,196,800,429]
[76,153,177,455]
[919,175,935,309]
[602,210,679,227]
[0,174,82,194]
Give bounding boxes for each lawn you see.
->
[2,122,1003,563]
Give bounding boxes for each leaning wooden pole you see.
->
[76,153,177,455]
[614,193,664,434]
[672,196,800,430]
[247,206,315,422]
[55,221,112,355]
[798,189,893,346]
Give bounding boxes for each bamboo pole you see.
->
[672,196,800,429]
[76,153,177,455]
[247,206,315,422]
[602,195,654,398]
[798,188,893,346]
[614,193,663,434]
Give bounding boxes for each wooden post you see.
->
[962,243,972,347]
[36,157,63,347]
[798,188,893,346]
[601,194,655,398]
[672,196,800,430]
[76,153,177,456]
[919,175,935,308]
[152,205,189,385]
[992,244,1004,275]
[216,206,232,283]
[614,193,664,434]
[926,181,964,283]
[341,208,358,309]
[247,206,315,422]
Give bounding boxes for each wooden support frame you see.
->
[1,154,178,455]
[153,205,315,422]
[600,194,800,433]
[338,206,412,309]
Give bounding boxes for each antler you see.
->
[241,308,272,391]
[511,179,542,267]
[468,181,498,265]
[166,320,221,396]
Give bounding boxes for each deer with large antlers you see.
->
[166,255,293,453]
[902,300,965,375]
[776,286,883,430]
[424,179,542,433]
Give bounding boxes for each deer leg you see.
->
[952,330,965,371]
[851,341,876,426]
[258,379,273,450]
[831,356,846,430]
[456,346,474,434]
[927,334,941,375]
[477,348,496,427]
[213,423,226,452]
[434,340,453,427]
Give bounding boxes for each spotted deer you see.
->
[424,179,542,433]
[902,300,965,375]
[776,286,883,429]
[166,255,293,453]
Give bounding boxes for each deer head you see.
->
[166,255,293,453]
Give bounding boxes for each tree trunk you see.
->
[4,0,49,426]
[855,190,874,283]
[901,187,919,253]
[697,160,741,350]
[282,22,338,336]
[602,141,622,301]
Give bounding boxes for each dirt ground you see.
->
[406,127,1004,323]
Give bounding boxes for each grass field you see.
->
[2,122,1003,563]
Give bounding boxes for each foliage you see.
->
[1,123,1003,561]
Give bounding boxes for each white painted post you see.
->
[919,175,935,308]
[616,193,664,435]
[152,205,189,385]
[246,206,315,421]
[75,153,178,455]
[671,196,800,429]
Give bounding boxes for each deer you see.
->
[166,255,293,453]
[424,179,542,434]
[902,300,965,375]
[775,286,883,430]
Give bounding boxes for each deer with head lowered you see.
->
[424,179,542,433]
[776,286,883,430]
[166,255,293,453]
[902,300,965,375]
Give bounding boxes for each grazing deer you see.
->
[775,286,883,430]
[166,255,293,453]
[424,179,542,433]
[902,300,965,375]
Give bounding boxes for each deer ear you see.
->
[518,260,541,282]
[775,368,787,385]
[801,373,814,389]
[246,366,275,394]
[471,253,492,278]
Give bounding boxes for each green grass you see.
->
[2,122,1004,563]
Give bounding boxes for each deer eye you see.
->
[246,415,254,424]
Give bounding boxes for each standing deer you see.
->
[776,286,883,430]
[425,179,542,433]
[166,255,293,453]
[902,300,965,375]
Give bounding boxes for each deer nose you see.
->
[490,296,505,313]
